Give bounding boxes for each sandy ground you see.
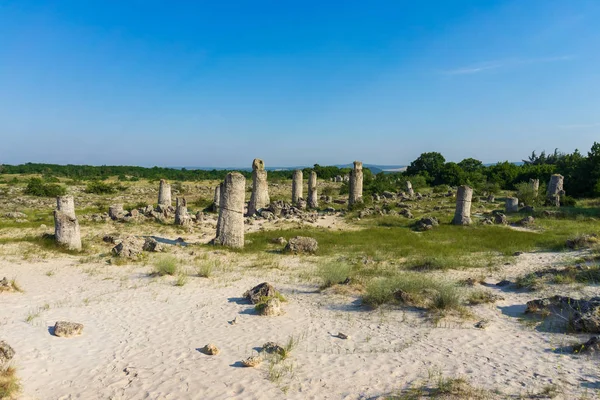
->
[1,247,599,400]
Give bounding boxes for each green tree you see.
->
[406,152,446,184]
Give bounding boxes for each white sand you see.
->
[1,248,599,399]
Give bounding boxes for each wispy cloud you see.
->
[558,122,600,130]
[443,55,575,75]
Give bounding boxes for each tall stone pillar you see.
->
[307,171,318,208]
[54,195,82,251]
[348,161,363,206]
[215,173,245,248]
[451,186,473,225]
[248,159,270,215]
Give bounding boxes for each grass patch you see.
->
[317,262,352,289]
[0,367,20,399]
[515,273,542,291]
[362,273,462,313]
[467,289,500,305]
[152,255,178,276]
[174,272,188,286]
[196,261,214,278]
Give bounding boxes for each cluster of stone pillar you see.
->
[175,197,191,226]
[505,197,519,213]
[529,179,539,198]
[292,170,303,207]
[547,174,564,207]
[452,186,472,225]
[213,185,220,212]
[214,172,246,248]
[348,161,363,206]
[158,179,172,206]
[54,195,82,251]
[248,158,270,216]
[307,171,318,208]
[406,181,415,198]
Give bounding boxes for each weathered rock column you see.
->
[406,181,415,198]
[529,179,540,198]
[54,195,82,251]
[506,197,519,213]
[158,179,172,206]
[215,173,245,248]
[292,170,303,206]
[451,185,473,225]
[212,185,221,212]
[348,161,363,206]
[307,171,318,208]
[547,174,564,207]
[248,159,270,216]
[175,197,190,226]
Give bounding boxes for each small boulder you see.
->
[112,236,144,258]
[54,321,84,338]
[200,344,219,355]
[244,282,279,304]
[142,237,164,252]
[242,356,262,367]
[575,336,600,354]
[284,236,318,254]
[271,237,287,245]
[261,342,285,355]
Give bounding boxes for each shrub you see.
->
[317,262,352,288]
[24,178,66,197]
[85,181,124,194]
[0,367,20,399]
[152,255,178,276]
[197,261,214,277]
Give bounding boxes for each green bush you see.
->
[24,178,66,197]
[85,181,125,194]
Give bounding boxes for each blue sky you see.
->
[1,0,599,167]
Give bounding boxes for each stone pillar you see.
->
[451,186,473,225]
[529,179,540,198]
[248,158,270,216]
[406,181,415,198]
[54,195,82,251]
[175,197,190,226]
[348,161,363,206]
[158,179,172,206]
[307,171,318,208]
[212,185,220,212]
[506,197,519,213]
[215,173,245,248]
[547,174,564,207]
[292,170,303,206]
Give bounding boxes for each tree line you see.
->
[2,142,600,199]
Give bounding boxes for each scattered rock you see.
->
[112,236,144,258]
[335,332,349,340]
[271,237,287,245]
[0,277,12,292]
[414,216,439,231]
[261,342,285,355]
[474,320,490,330]
[200,344,219,355]
[574,336,600,354]
[525,296,600,333]
[518,216,535,226]
[566,234,599,249]
[243,282,280,304]
[142,237,164,252]
[0,340,15,371]
[54,321,84,337]
[494,213,508,225]
[242,356,262,367]
[257,297,284,316]
[284,236,318,254]
[496,280,511,287]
